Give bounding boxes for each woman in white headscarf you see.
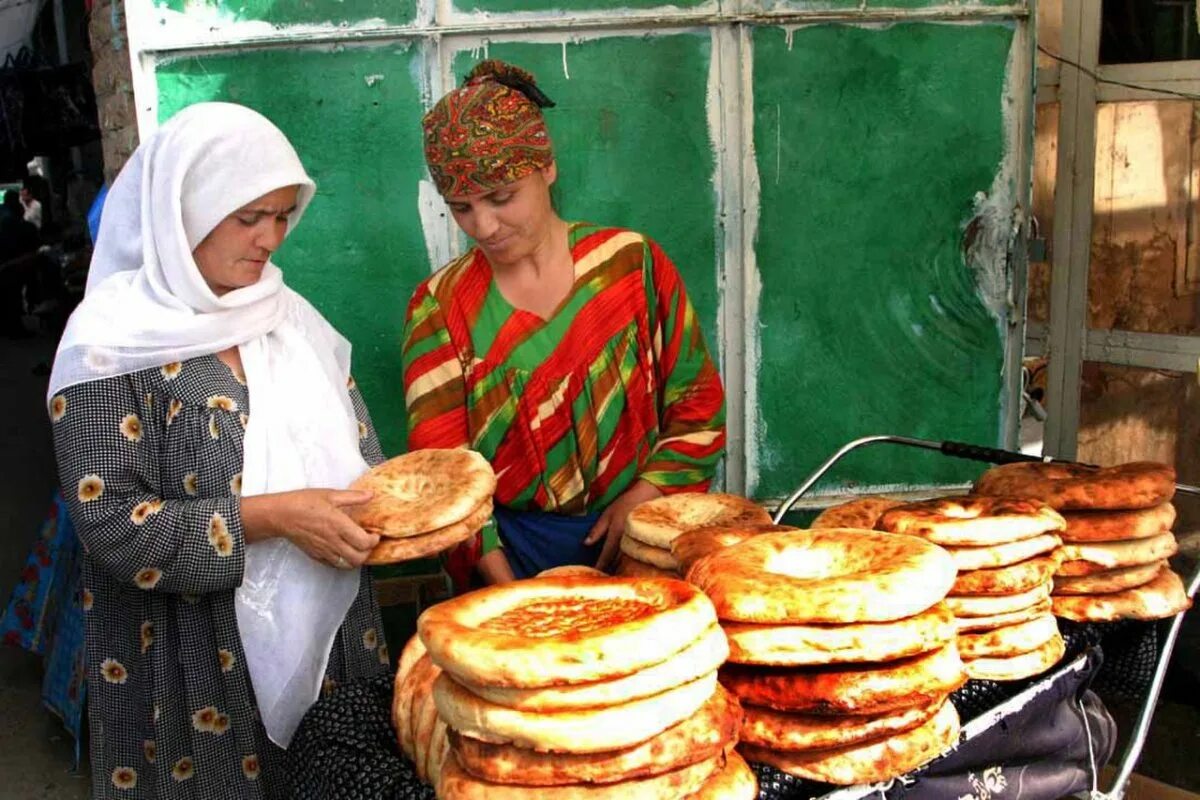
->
[48,102,388,798]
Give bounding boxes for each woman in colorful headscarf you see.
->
[48,102,388,797]
[405,60,726,590]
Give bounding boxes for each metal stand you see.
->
[771,434,1200,800]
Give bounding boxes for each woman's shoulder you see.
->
[419,249,485,306]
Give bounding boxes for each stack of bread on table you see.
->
[686,528,965,785]
[349,448,496,565]
[616,493,773,579]
[398,574,757,799]
[873,497,1068,682]
[974,461,1192,623]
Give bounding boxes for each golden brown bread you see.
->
[945,582,1052,617]
[619,535,680,571]
[877,496,1065,546]
[1054,532,1177,574]
[950,555,1060,596]
[739,699,941,752]
[718,643,966,716]
[973,461,1175,511]
[687,751,758,800]
[671,524,794,575]
[1060,504,1176,542]
[956,614,1059,659]
[626,493,772,549]
[810,496,903,530]
[687,529,956,624]
[943,534,1061,571]
[1053,561,1165,595]
[366,499,492,565]
[1051,568,1191,621]
[613,553,677,579]
[963,633,1066,681]
[955,599,1052,633]
[448,684,741,785]
[349,448,496,537]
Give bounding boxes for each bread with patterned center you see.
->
[366,499,492,565]
[349,448,496,537]
[1051,568,1191,621]
[433,670,717,753]
[739,701,960,785]
[625,493,772,549]
[740,698,942,752]
[1060,503,1176,543]
[974,461,1175,511]
[950,555,1060,596]
[722,603,956,666]
[1053,561,1165,595]
[447,684,741,785]
[418,576,718,687]
[810,496,903,530]
[877,496,1065,546]
[963,632,1065,681]
[719,643,965,716]
[687,529,956,624]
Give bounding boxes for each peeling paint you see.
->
[418,179,452,273]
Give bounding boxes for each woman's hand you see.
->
[241,489,379,569]
[585,480,663,572]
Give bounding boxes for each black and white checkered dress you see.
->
[50,355,389,799]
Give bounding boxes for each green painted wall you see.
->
[452,37,719,337]
[156,0,416,27]
[158,45,429,458]
[751,22,1013,498]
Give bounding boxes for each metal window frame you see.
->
[122,0,1033,497]
[1037,3,1200,460]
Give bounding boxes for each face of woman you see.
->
[444,164,558,265]
[192,185,300,296]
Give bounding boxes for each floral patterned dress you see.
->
[50,355,388,799]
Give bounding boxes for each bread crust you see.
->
[878,496,1065,546]
[723,603,956,666]
[973,461,1175,511]
[626,493,772,549]
[956,614,1059,659]
[943,534,1061,571]
[945,582,1052,617]
[810,497,903,530]
[1055,532,1177,574]
[687,529,956,624]
[1051,568,1191,621]
[670,524,794,574]
[613,554,677,579]
[963,633,1065,681]
[1053,561,1165,595]
[688,751,757,800]
[740,699,941,752]
[739,701,960,786]
[950,556,1060,595]
[718,643,965,716]
[1060,504,1176,543]
[349,448,496,537]
[418,576,718,688]
[448,684,740,786]
[366,499,492,565]
[954,599,1052,632]
[619,535,680,571]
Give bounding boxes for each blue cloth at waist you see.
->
[492,505,604,579]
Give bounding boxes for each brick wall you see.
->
[88,0,137,183]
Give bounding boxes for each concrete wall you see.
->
[88,0,137,182]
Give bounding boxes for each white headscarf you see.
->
[49,102,369,747]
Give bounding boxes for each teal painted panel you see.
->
[156,0,415,28]
[452,36,720,344]
[751,23,1014,498]
[157,46,429,457]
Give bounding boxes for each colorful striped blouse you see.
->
[402,223,726,572]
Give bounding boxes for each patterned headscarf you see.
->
[422,60,556,197]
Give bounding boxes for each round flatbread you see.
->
[1053,561,1165,595]
[955,599,1052,633]
[950,556,1060,596]
[1055,532,1177,574]
[718,643,965,716]
[626,493,772,549]
[350,449,496,537]
[538,565,606,578]
[398,655,439,763]
[810,496,903,530]
[956,614,1059,659]
[671,524,794,575]
[1060,504,1176,543]
[396,633,427,693]
[723,603,956,666]
[434,671,717,754]
[367,500,492,565]
[392,634,427,757]
[412,676,440,783]
[963,632,1065,681]
[619,535,680,571]
[740,701,960,786]
[613,554,676,579]
[460,624,727,711]
[418,576,717,688]
[945,582,1052,617]
[877,496,1065,546]
[687,529,956,624]
[448,685,740,786]
[1051,568,1191,622]
[427,718,450,792]
[973,461,1176,511]
[690,751,758,800]
[943,534,1061,571]
[740,699,941,752]
[438,749,722,800]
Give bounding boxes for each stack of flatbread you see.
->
[405,575,758,799]
[616,493,772,579]
[348,449,496,565]
[876,497,1067,681]
[687,528,964,785]
[809,496,903,530]
[975,461,1191,622]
